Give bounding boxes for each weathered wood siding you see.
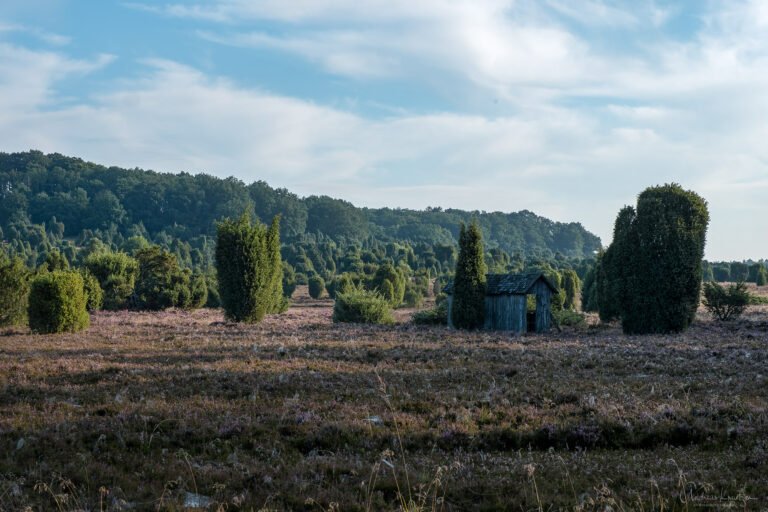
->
[533,280,552,333]
[484,295,527,332]
[447,275,554,333]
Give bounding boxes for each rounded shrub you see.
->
[333,287,393,325]
[28,271,90,334]
[326,273,355,299]
[80,269,103,312]
[308,274,326,299]
[84,251,138,310]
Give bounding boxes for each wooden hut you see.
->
[444,272,558,333]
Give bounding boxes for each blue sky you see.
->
[1,1,766,260]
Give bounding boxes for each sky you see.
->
[0,0,766,261]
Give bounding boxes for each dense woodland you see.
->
[0,151,765,331]
[0,151,601,269]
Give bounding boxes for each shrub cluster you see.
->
[134,246,206,310]
[411,301,448,325]
[84,251,138,310]
[28,271,90,334]
[332,287,394,325]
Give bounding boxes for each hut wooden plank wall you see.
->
[445,272,557,334]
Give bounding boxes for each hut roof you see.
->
[443,272,558,296]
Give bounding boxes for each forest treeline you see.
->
[0,151,601,270]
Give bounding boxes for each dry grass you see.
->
[1,294,768,510]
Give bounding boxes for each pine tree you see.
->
[451,222,486,329]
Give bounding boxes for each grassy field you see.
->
[1,288,768,511]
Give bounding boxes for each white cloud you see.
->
[0,22,71,45]
[4,1,768,259]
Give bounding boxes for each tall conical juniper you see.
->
[598,184,709,334]
[451,222,486,329]
[215,213,284,323]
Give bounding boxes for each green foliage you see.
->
[308,274,326,299]
[730,262,749,282]
[0,253,32,327]
[215,214,283,323]
[204,272,221,308]
[580,259,599,313]
[600,184,709,334]
[451,222,487,330]
[0,151,601,275]
[84,251,138,310]
[265,216,284,310]
[134,246,194,310]
[702,281,750,321]
[326,273,356,299]
[552,309,587,329]
[121,235,151,255]
[370,263,406,307]
[749,263,768,286]
[282,262,297,298]
[188,272,208,309]
[41,250,69,272]
[403,283,424,308]
[561,269,581,311]
[597,207,636,322]
[378,279,396,304]
[79,269,103,312]
[28,271,90,334]
[332,287,394,325]
[411,301,447,325]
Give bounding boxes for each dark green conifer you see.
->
[0,253,31,327]
[451,222,486,330]
[215,214,283,323]
[601,184,709,334]
[308,274,325,299]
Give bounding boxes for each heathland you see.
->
[2,286,767,510]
